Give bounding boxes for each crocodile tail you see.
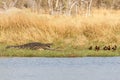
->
[6,46,20,49]
[6,46,13,49]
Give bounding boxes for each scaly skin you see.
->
[6,42,53,50]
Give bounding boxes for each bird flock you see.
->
[88,45,117,51]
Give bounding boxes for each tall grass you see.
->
[0,8,120,48]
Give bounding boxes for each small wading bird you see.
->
[88,46,92,50]
[103,45,111,50]
[88,46,100,51]
[107,45,111,50]
[103,46,108,50]
[95,46,100,51]
[6,42,53,50]
[88,45,118,51]
[112,45,117,51]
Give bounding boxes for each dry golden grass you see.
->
[0,8,120,48]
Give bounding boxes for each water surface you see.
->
[0,57,120,80]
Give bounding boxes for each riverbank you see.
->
[0,44,120,57]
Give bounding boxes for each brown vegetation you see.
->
[0,8,120,48]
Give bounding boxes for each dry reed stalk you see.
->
[0,8,120,47]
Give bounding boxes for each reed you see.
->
[0,8,120,48]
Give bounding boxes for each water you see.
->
[0,57,120,80]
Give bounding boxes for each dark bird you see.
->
[95,46,100,51]
[103,46,108,50]
[107,45,111,50]
[88,46,92,50]
[112,45,117,51]
[6,42,53,50]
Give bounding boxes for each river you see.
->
[0,57,120,80]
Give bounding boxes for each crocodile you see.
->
[6,42,53,50]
